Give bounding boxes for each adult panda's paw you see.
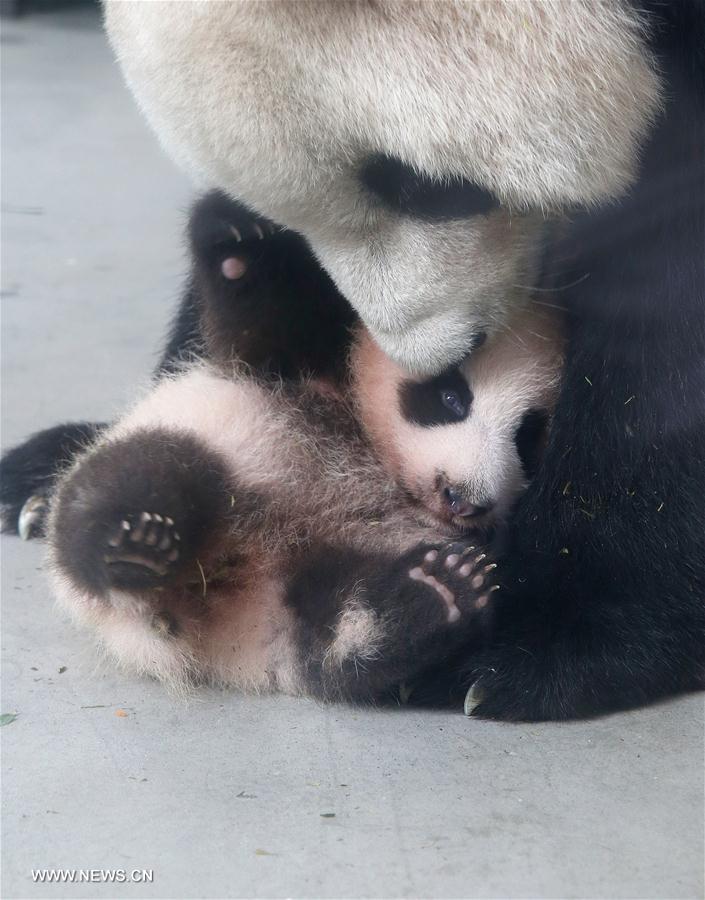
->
[407,541,499,624]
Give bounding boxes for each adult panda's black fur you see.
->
[433,0,705,718]
[2,2,703,718]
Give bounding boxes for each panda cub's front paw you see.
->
[408,541,499,623]
[103,511,181,585]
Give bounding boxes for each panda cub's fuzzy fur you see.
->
[45,194,563,701]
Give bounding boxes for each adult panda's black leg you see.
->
[51,429,234,598]
[285,540,498,703]
[182,190,356,380]
[0,422,107,538]
[438,12,705,720]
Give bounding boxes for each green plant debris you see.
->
[559,547,570,556]
[255,849,276,857]
[320,813,336,818]
[1,713,18,726]
[58,666,67,674]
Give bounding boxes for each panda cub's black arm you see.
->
[285,541,498,703]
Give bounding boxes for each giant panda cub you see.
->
[45,194,563,702]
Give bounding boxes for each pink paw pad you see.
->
[221,257,247,280]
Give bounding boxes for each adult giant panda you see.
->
[3,2,703,718]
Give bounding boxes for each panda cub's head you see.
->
[350,306,564,532]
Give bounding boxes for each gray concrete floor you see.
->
[1,9,703,900]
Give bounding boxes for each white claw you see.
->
[18,495,48,541]
[464,681,485,717]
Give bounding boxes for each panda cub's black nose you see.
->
[443,486,494,518]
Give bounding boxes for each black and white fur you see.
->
[40,199,561,701]
[2,2,703,718]
[104,0,662,372]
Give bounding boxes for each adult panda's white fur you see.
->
[103,0,660,373]
[46,309,563,699]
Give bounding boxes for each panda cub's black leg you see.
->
[0,421,107,538]
[288,539,499,702]
[188,191,355,379]
[52,429,231,598]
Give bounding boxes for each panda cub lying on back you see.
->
[47,194,563,701]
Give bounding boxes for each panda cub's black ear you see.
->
[514,409,550,479]
[398,369,473,427]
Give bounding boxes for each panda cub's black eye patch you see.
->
[399,369,472,427]
[359,154,499,220]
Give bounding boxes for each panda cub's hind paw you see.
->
[51,430,231,599]
[189,191,281,280]
[218,215,280,282]
[103,511,181,585]
[223,216,278,247]
[408,541,499,623]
